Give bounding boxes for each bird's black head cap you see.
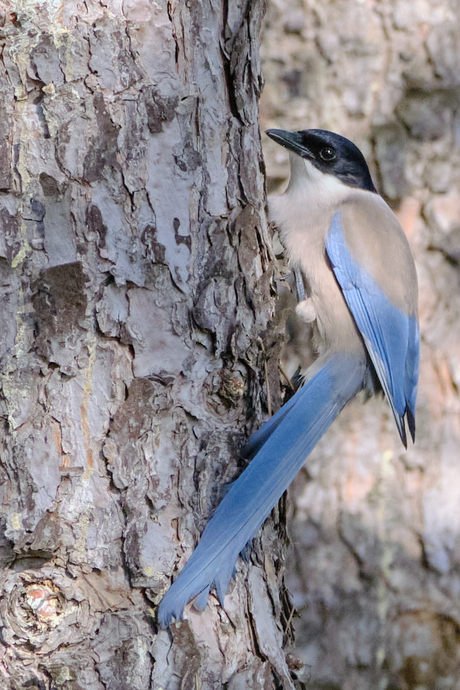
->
[266,128,377,193]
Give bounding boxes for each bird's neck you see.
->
[269,157,351,267]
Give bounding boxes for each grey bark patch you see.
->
[87,203,108,250]
[39,173,64,198]
[96,283,129,338]
[89,16,143,93]
[0,208,20,264]
[0,262,18,369]
[41,185,77,267]
[83,93,120,182]
[57,114,93,179]
[0,102,13,191]
[124,288,190,378]
[95,614,152,690]
[30,34,65,86]
[141,224,166,264]
[145,122,194,291]
[192,276,238,355]
[90,182,147,286]
[33,262,87,364]
[143,85,179,134]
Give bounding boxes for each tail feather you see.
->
[158,352,366,627]
[241,387,301,459]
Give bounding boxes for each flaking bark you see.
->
[0,1,298,688]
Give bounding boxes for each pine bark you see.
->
[0,2,298,688]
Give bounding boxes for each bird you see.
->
[158,128,420,627]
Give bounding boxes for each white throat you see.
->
[285,154,351,207]
[268,154,352,264]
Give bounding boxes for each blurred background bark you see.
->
[261,0,460,688]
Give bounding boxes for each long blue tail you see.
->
[158,352,366,627]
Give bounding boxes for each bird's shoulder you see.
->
[333,191,418,313]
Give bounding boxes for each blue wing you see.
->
[326,211,419,446]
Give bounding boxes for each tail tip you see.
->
[398,408,416,449]
[158,597,186,629]
[407,407,416,444]
[397,415,408,449]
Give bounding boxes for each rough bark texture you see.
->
[0,1,300,688]
[261,1,460,688]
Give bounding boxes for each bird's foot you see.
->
[295,298,317,323]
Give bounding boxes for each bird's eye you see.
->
[319,147,336,161]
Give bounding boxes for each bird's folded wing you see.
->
[326,202,419,446]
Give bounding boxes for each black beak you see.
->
[266,129,312,159]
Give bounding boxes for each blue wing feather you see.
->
[242,387,302,458]
[326,211,419,445]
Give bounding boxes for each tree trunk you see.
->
[0,2,299,688]
[261,0,460,688]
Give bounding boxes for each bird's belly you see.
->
[310,261,361,352]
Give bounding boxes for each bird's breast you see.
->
[269,193,329,272]
[268,192,363,353]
